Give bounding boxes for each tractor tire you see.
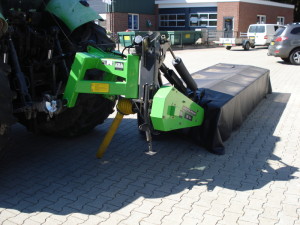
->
[19,23,116,137]
[37,94,115,136]
[0,65,14,158]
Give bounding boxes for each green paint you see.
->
[64,46,205,132]
[63,46,140,107]
[150,86,204,131]
[46,0,101,32]
[0,11,7,36]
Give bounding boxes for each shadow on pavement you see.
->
[0,92,297,215]
[229,46,268,52]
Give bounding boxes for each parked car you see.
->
[247,24,279,46]
[268,23,300,65]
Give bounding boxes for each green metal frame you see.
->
[64,46,204,132]
[63,46,140,108]
[150,86,204,131]
[46,0,102,32]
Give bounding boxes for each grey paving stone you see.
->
[1,47,300,225]
[46,198,74,213]
[29,212,52,224]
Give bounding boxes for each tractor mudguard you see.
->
[46,0,102,32]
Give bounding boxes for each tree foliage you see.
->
[272,0,300,21]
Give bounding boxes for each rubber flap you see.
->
[185,63,272,154]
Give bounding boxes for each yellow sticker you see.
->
[91,83,109,93]
[185,34,191,38]
[124,36,130,41]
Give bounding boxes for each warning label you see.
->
[181,106,197,121]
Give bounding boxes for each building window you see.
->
[159,14,185,27]
[257,15,266,24]
[277,17,285,25]
[189,13,217,27]
[128,14,139,30]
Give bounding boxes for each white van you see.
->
[247,24,279,46]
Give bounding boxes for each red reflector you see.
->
[264,35,268,39]
[275,50,280,54]
[275,36,288,42]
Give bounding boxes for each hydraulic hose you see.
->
[172,57,198,92]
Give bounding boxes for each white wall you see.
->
[87,0,107,14]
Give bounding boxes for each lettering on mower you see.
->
[180,106,197,121]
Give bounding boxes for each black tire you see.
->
[289,48,300,65]
[243,42,250,51]
[250,44,255,48]
[37,94,115,136]
[281,57,290,63]
[19,23,116,137]
[0,65,15,158]
[226,46,232,50]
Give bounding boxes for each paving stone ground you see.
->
[1,46,299,225]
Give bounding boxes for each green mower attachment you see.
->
[63,33,205,157]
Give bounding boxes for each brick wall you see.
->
[106,12,157,34]
[217,2,240,33]
[238,2,294,33]
[217,2,294,34]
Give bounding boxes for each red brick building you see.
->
[106,12,157,34]
[98,0,157,34]
[96,0,294,34]
[156,0,295,34]
[217,1,294,34]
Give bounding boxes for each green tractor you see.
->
[0,0,271,158]
[0,0,116,157]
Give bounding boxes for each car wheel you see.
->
[226,46,231,50]
[281,57,290,63]
[243,42,250,51]
[250,44,255,48]
[289,48,300,65]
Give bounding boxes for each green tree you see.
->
[272,0,299,21]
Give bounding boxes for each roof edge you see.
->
[155,0,295,9]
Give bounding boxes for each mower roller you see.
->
[64,32,271,157]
